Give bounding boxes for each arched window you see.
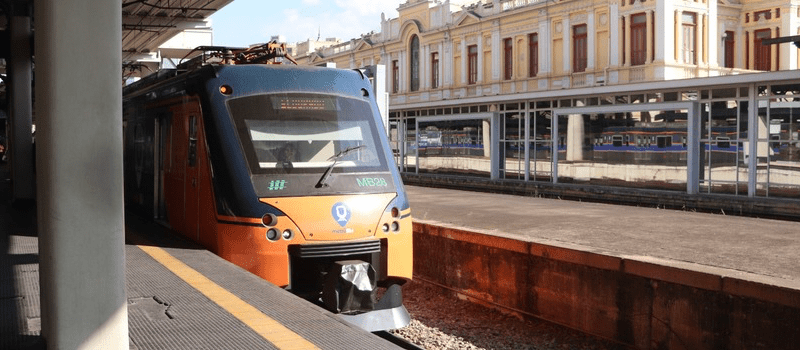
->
[410,35,420,91]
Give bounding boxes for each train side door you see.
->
[162,107,186,233]
[162,98,202,240]
[183,102,202,241]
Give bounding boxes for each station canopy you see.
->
[122,0,234,67]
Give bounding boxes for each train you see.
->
[411,113,800,166]
[122,43,412,331]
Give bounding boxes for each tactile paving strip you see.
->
[126,245,278,350]
[125,217,399,350]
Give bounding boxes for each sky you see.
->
[209,0,403,47]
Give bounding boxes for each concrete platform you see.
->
[406,185,800,350]
[406,185,800,282]
[0,164,402,349]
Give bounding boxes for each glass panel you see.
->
[416,119,487,177]
[701,100,749,195]
[529,110,553,181]
[755,98,771,196]
[502,112,524,180]
[388,118,401,168]
[712,88,737,99]
[405,118,417,173]
[556,108,689,191]
[760,95,800,198]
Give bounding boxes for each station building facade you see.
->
[299,0,800,206]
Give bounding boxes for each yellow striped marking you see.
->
[137,245,320,350]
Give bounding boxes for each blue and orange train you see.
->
[122,44,412,331]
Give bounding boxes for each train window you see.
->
[716,137,731,148]
[227,93,389,180]
[656,135,672,148]
[612,135,623,147]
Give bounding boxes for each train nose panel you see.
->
[260,193,396,241]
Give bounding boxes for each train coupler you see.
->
[322,260,410,331]
[322,260,376,313]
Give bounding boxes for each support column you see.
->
[655,0,675,64]
[699,14,706,65]
[675,10,682,62]
[399,49,406,92]
[624,13,631,66]
[461,39,467,84]
[646,11,653,64]
[609,5,620,66]
[587,12,595,70]
[483,119,491,158]
[566,114,585,161]
[35,0,128,349]
[8,15,34,203]
[489,113,500,180]
[563,17,571,73]
[477,34,484,83]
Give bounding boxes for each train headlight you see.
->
[266,228,279,241]
[382,223,390,232]
[282,229,294,240]
[391,221,400,232]
[391,207,400,218]
[262,213,278,227]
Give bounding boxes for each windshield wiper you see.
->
[315,145,367,188]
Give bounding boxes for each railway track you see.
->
[374,331,425,350]
[391,280,626,350]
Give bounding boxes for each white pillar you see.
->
[483,119,491,158]
[655,0,675,64]
[8,15,34,202]
[609,4,620,66]
[707,2,718,67]
[539,17,551,73]
[399,49,406,92]
[587,13,595,70]
[477,35,484,83]
[563,17,571,72]
[423,44,430,90]
[461,39,467,84]
[675,10,683,63]
[491,21,501,81]
[646,11,654,64]
[566,114,585,161]
[35,0,129,349]
[782,9,797,70]
[624,13,631,66]
[444,37,453,87]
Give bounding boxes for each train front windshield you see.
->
[228,93,397,197]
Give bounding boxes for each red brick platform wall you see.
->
[413,222,800,350]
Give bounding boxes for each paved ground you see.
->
[406,185,800,285]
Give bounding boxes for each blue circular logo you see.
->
[331,202,351,227]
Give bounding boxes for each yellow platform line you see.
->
[137,245,320,350]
